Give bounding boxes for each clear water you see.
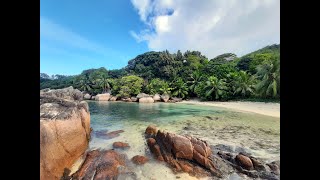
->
[75,101,280,180]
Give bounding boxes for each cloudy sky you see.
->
[40,0,279,75]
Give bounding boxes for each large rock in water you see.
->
[153,94,161,101]
[145,125,222,178]
[41,86,83,101]
[83,93,91,100]
[136,93,150,99]
[139,97,154,103]
[145,125,280,179]
[70,149,133,180]
[95,93,111,101]
[40,88,90,180]
[160,94,170,102]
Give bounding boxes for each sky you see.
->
[40,0,280,76]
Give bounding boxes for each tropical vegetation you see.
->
[40,44,280,101]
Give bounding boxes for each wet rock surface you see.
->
[94,130,125,140]
[71,149,132,180]
[113,142,130,149]
[131,155,149,165]
[145,125,280,179]
[40,87,90,180]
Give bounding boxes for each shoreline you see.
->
[177,100,280,118]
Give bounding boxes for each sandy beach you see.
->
[178,100,280,118]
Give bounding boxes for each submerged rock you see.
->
[94,130,124,140]
[40,87,90,180]
[131,155,149,165]
[71,149,129,180]
[113,142,130,149]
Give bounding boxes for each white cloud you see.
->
[130,0,280,59]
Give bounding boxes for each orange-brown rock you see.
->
[94,129,124,140]
[131,155,149,165]
[235,154,254,170]
[145,125,158,136]
[146,126,222,178]
[72,150,127,180]
[40,88,90,180]
[113,142,130,149]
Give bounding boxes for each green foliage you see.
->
[203,76,228,100]
[171,78,188,99]
[232,71,256,97]
[115,75,144,97]
[255,57,280,98]
[146,78,168,95]
[187,71,204,96]
[40,44,280,101]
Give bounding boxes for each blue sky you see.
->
[41,0,280,76]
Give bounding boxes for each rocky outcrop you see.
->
[145,125,222,178]
[71,150,132,180]
[91,96,95,100]
[41,86,83,101]
[96,94,108,101]
[136,93,151,99]
[139,97,154,103]
[153,94,161,101]
[109,96,118,101]
[144,125,280,179]
[235,154,253,170]
[131,97,138,102]
[121,98,132,102]
[160,94,170,102]
[217,151,280,179]
[171,97,182,102]
[83,93,91,100]
[145,125,158,136]
[40,87,90,180]
[95,93,111,101]
[132,155,149,165]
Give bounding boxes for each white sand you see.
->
[178,100,280,118]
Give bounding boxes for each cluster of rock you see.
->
[144,125,280,179]
[40,87,91,180]
[82,92,182,103]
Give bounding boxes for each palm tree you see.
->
[94,72,111,94]
[171,78,188,99]
[77,76,92,93]
[187,71,204,95]
[159,82,173,95]
[255,58,280,98]
[204,76,228,100]
[233,71,255,97]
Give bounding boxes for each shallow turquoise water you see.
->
[84,101,280,180]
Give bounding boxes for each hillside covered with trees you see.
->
[40,44,280,101]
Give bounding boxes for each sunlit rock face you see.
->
[40,87,90,180]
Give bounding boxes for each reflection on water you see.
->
[86,101,280,180]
